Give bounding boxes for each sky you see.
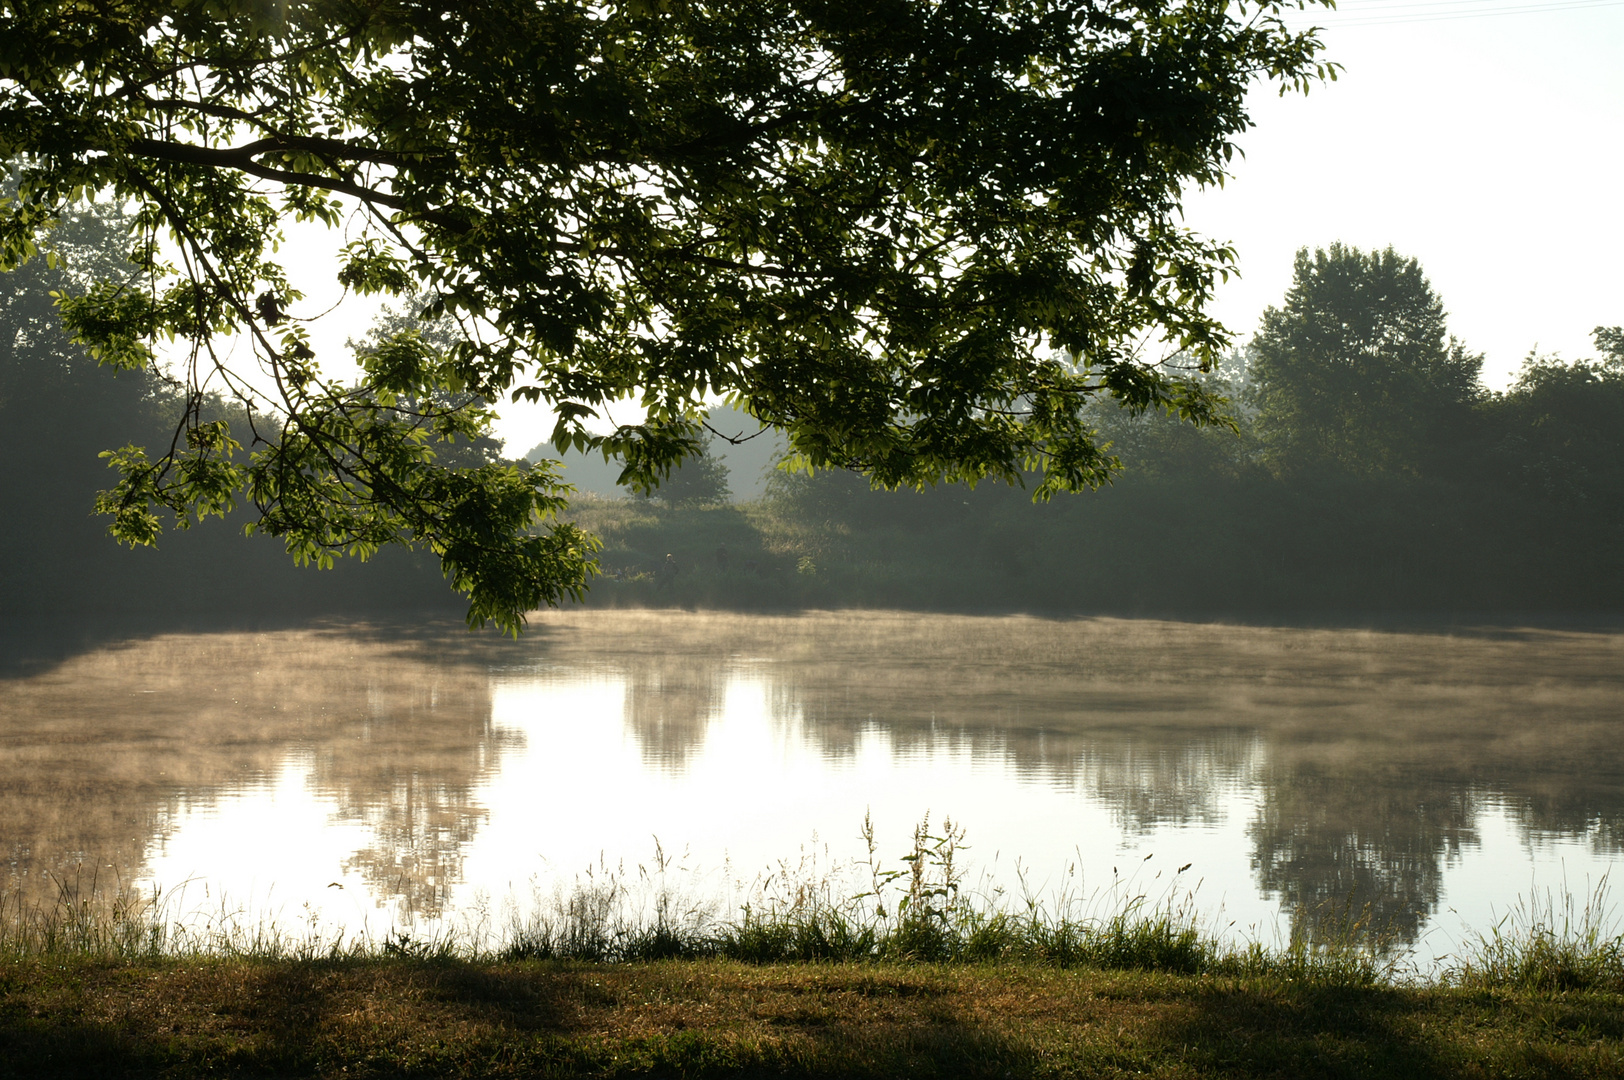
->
[1182,0,1624,390]
[268,0,1624,455]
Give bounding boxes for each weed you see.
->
[1445,876,1624,992]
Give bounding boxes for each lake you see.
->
[3,609,1622,971]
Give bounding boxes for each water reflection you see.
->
[2,611,1621,959]
[622,659,730,765]
[1077,734,1261,835]
[0,624,528,916]
[1250,767,1481,944]
[514,611,1624,952]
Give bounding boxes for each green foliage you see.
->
[0,198,468,621]
[0,197,182,556]
[646,432,732,507]
[1447,880,1624,993]
[0,197,164,426]
[0,0,1335,629]
[1250,244,1483,476]
[1594,325,1624,368]
[1085,346,1254,481]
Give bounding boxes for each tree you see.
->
[1595,325,1624,370]
[345,295,509,472]
[0,197,167,444]
[653,433,732,507]
[1086,346,1256,480]
[0,199,468,618]
[1249,244,1483,476]
[0,0,1334,632]
[1484,330,1624,503]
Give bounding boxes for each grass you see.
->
[1,815,1399,981]
[5,827,1624,1077]
[1445,880,1624,994]
[17,816,1621,990]
[4,952,1623,1078]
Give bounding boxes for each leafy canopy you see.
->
[0,0,1333,632]
[0,197,175,467]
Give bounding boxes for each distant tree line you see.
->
[580,243,1623,615]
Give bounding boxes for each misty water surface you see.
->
[3,610,1622,967]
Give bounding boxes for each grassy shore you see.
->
[5,851,1624,1078]
[4,954,1624,1079]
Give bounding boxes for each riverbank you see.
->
[6,853,1624,1078]
[4,955,1622,1078]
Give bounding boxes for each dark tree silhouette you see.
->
[1250,244,1483,477]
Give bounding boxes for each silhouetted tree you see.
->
[654,434,732,507]
[1088,347,1256,481]
[0,199,172,460]
[1250,245,1483,476]
[0,201,460,619]
[1484,330,1624,503]
[1594,325,1624,368]
[0,199,179,594]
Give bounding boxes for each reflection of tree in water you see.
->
[0,624,526,916]
[1250,767,1480,947]
[767,665,1261,834]
[323,694,524,918]
[1587,817,1624,854]
[549,611,1624,953]
[12,609,1624,939]
[620,657,730,765]
[1073,733,1260,835]
[1491,756,1624,856]
[613,640,1265,830]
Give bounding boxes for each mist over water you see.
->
[3,611,1621,970]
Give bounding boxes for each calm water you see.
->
[4,610,1622,969]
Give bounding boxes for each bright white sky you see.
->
[273,0,1624,454]
[1183,0,1624,390]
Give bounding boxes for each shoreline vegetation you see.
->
[5,826,1623,1078]
[553,478,1624,622]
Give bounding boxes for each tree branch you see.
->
[126,138,473,234]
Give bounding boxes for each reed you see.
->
[0,866,176,959]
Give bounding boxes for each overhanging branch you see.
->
[126,137,473,234]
